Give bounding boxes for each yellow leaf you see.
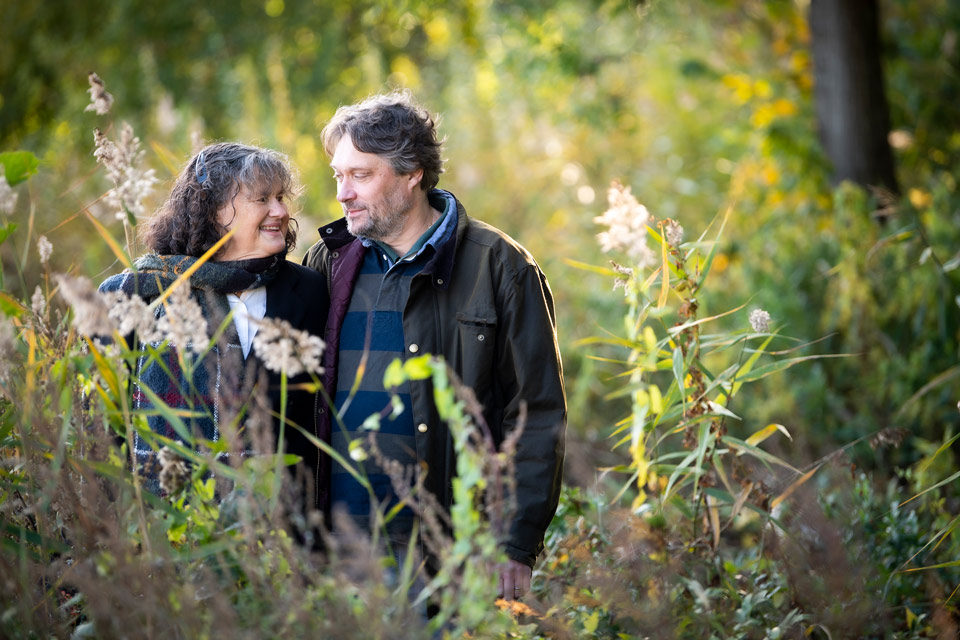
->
[745,423,792,448]
[649,384,663,415]
[583,610,600,634]
[85,211,131,270]
[771,465,821,510]
[905,606,918,629]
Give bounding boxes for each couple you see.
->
[102,91,566,601]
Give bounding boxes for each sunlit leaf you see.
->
[0,151,40,186]
[745,423,792,447]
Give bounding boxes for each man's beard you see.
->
[345,186,413,242]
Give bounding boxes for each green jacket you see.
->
[304,189,565,567]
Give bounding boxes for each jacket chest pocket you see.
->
[455,312,498,387]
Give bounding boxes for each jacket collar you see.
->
[316,189,467,291]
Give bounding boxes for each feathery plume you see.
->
[252,317,325,377]
[37,235,53,265]
[31,286,46,318]
[157,285,208,353]
[57,275,115,336]
[594,181,657,268]
[92,123,157,221]
[84,72,114,115]
[665,219,684,247]
[103,290,163,343]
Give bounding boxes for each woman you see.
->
[99,142,329,507]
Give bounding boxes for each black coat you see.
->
[262,261,329,508]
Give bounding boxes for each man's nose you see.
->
[337,180,355,203]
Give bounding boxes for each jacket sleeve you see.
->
[301,239,327,273]
[497,263,566,568]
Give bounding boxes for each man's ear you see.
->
[406,168,424,191]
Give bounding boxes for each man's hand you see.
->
[497,559,532,600]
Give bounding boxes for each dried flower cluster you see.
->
[0,171,16,215]
[158,446,190,495]
[749,308,772,333]
[610,261,635,294]
[665,219,684,247]
[157,285,209,353]
[252,317,325,377]
[37,235,53,265]
[57,275,115,336]
[84,72,114,115]
[594,181,657,268]
[92,123,157,221]
[102,290,163,343]
[31,286,46,318]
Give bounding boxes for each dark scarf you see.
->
[116,252,285,299]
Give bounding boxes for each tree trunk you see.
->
[809,0,899,194]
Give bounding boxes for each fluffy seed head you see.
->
[37,236,53,265]
[749,308,772,333]
[57,275,115,336]
[252,317,325,377]
[594,181,657,268]
[84,72,114,115]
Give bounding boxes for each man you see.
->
[304,91,565,601]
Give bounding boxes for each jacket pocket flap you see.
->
[455,311,497,326]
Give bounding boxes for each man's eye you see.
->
[276,194,284,203]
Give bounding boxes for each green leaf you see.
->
[361,413,381,431]
[562,258,617,277]
[0,151,40,186]
[734,353,855,384]
[0,291,25,318]
[403,354,433,380]
[0,223,17,246]
[672,346,685,407]
[383,358,405,388]
[730,333,776,396]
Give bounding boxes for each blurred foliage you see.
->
[0,0,957,509]
[3,0,960,635]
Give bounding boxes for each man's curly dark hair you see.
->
[142,142,301,257]
[321,89,444,191]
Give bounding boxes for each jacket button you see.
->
[408,343,419,353]
[325,228,333,234]
[332,251,339,259]
[436,278,443,285]
[417,423,428,433]
[477,334,485,342]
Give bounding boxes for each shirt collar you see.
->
[360,191,457,266]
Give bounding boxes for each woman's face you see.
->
[215,183,289,261]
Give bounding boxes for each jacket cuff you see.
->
[503,543,537,569]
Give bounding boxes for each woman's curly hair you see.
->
[142,142,302,257]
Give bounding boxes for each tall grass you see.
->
[0,78,957,639]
